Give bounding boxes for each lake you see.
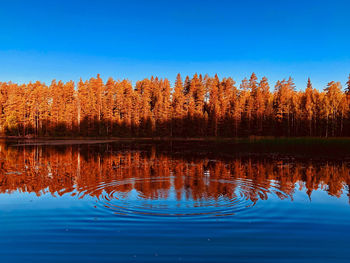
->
[0,140,349,262]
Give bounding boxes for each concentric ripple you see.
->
[77,175,291,218]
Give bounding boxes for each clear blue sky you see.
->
[0,0,349,90]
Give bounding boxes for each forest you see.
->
[1,73,350,137]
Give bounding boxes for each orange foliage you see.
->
[0,73,350,137]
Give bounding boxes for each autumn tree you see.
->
[172,73,185,136]
[219,77,236,136]
[102,77,115,136]
[119,79,133,135]
[208,74,220,136]
[273,77,295,136]
[191,74,205,136]
[257,77,271,134]
[3,83,24,135]
[301,78,316,135]
[323,81,344,137]
[135,78,152,136]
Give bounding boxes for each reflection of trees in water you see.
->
[0,144,349,203]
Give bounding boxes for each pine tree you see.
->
[324,81,343,136]
[273,77,295,136]
[208,75,220,136]
[303,78,315,136]
[172,73,185,136]
[257,77,270,134]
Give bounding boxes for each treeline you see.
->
[1,73,350,137]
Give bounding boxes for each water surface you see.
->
[0,141,349,262]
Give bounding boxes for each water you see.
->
[0,141,350,262]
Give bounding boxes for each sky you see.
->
[0,0,349,90]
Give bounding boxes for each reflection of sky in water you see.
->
[1,184,349,221]
[1,144,350,262]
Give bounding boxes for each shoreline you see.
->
[3,136,350,143]
[2,136,350,160]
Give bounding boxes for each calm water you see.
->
[0,141,350,262]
